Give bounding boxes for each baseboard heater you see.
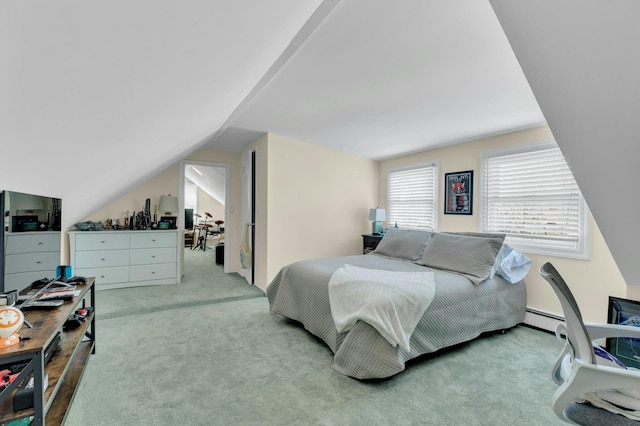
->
[524,308,564,333]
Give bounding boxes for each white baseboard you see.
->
[524,308,563,333]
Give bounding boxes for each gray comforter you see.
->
[266,253,526,379]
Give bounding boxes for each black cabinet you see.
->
[215,243,224,265]
[362,234,383,254]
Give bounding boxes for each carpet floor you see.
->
[64,249,566,425]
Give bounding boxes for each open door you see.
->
[178,160,230,279]
[241,150,255,284]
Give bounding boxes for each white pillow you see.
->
[490,244,532,283]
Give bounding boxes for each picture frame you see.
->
[606,296,640,368]
[160,216,177,229]
[444,170,473,215]
[11,215,39,232]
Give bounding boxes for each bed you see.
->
[266,229,529,379]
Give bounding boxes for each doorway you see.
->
[178,160,230,276]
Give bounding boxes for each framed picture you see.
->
[11,215,39,232]
[606,296,640,368]
[444,170,473,215]
[160,216,177,229]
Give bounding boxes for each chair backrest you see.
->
[539,262,595,365]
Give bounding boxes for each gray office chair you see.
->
[539,262,640,424]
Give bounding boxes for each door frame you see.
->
[179,160,231,274]
[240,150,256,284]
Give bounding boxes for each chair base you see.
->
[565,401,639,425]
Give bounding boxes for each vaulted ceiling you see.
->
[4,1,634,286]
[1,0,543,225]
[210,0,544,159]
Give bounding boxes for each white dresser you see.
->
[68,230,181,290]
[3,231,61,292]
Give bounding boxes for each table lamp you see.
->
[369,208,386,235]
[158,194,178,229]
[158,195,178,215]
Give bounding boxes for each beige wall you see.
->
[84,166,179,226]
[379,125,628,323]
[250,133,378,290]
[74,125,630,323]
[195,187,225,226]
[79,147,242,274]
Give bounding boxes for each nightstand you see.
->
[362,234,383,254]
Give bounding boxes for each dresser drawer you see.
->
[74,233,130,251]
[5,233,60,254]
[130,232,176,249]
[5,252,59,274]
[75,266,129,286]
[130,247,177,265]
[130,263,176,282]
[75,249,130,268]
[4,271,58,293]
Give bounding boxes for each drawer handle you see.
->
[36,261,41,264]
[152,271,155,274]
[38,242,43,245]
[100,275,105,278]
[101,258,106,261]
[101,240,106,244]
[152,255,156,258]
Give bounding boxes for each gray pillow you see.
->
[417,232,505,284]
[373,228,431,260]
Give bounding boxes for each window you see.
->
[184,180,197,210]
[480,143,589,259]
[387,163,438,231]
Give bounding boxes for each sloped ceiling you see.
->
[0,0,324,224]
[1,1,545,228]
[490,0,640,285]
[185,165,225,205]
[213,0,544,159]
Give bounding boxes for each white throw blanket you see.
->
[328,264,436,352]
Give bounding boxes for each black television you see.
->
[606,296,640,368]
[0,190,62,292]
[185,209,194,230]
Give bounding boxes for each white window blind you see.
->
[481,144,589,258]
[387,164,438,231]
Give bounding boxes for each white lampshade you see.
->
[368,208,387,222]
[158,195,178,214]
